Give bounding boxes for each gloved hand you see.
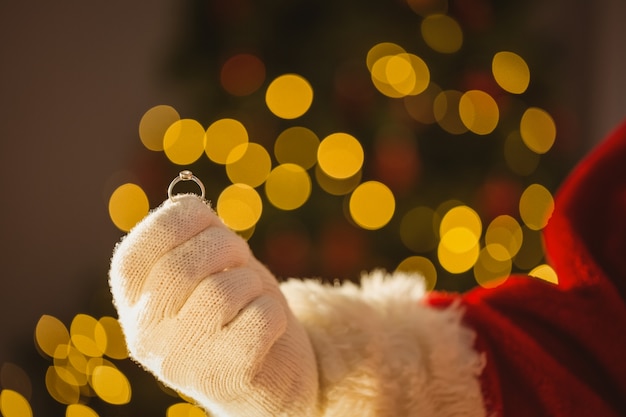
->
[109,194,319,417]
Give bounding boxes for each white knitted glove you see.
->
[109,194,318,417]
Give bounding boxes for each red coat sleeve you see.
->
[430,119,626,416]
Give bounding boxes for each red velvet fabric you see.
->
[428,119,626,416]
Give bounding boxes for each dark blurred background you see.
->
[1,0,625,415]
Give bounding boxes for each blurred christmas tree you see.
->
[0,1,585,416]
[121,0,578,292]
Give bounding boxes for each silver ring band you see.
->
[168,170,206,201]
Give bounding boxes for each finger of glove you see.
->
[141,225,252,319]
[162,294,287,400]
[173,267,264,334]
[110,194,225,306]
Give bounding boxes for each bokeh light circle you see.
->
[0,390,32,417]
[440,205,482,238]
[274,126,320,169]
[317,132,364,179]
[217,184,263,231]
[163,119,206,165]
[485,215,523,261]
[97,316,128,360]
[108,183,149,232]
[66,403,99,417]
[438,205,482,274]
[349,181,395,230]
[138,105,180,151]
[366,42,406,71]
[265,164,312,210]
[492,51,530,94]
[474,247,511,288]
[35,315,70,358]
[438,239,480,274]
[91,365,131,405]
[459,90,499,135]
[226,143,272,187]
[265,74,313,119]
[396,256,437,291]
[519,183,554,230]
[70,314,104,358]
[520,107,556,154]
[205,118,249,164]
[315,166,362,196]
[421,14,463,54]
[167,402,207,417]
[371,53,430,97]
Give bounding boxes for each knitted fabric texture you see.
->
[109,195,319,417]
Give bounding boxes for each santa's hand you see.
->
[109,195,318,416]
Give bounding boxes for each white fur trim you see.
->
[280,271,487,417]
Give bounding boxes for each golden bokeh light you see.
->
[138,105,180,151]
[91,365,131,405]
[370,53,430,97]
[399,206,439,253]
[220,53,266,96]
[458,89,499,135]
[217,184,263,231]
[349,181,395,230]
[70,314,104,358]
[167,402,207,417]
[520,107,556,154]
[97,316,128,360]
[433,90,468,134]
[529,263,558,284]
[438,205,482,274]
[396,256,437,291]
[315,166,361,196]
[474,247,511,288]
[492,51,530,94]
[108,183,149,233]
[421,14,463,54]
[205,118,249,164]
[366,42,406,71]
[45,366,80,405]
[66,403,100,417]
[440,205,482,238]
[35,315,70,358]
[274,126,320,169]
[504,130,540,176]
[485,215,523,261]
[226,143,272,187]
[0,389,32,417]
[317,132,364,179]
[53,344,87,384]
[438,238,480,274]
[265,74,313,119]
[440,227,479,254]
[519,183,554,230]
[265,164,312,210]
[163,119,206,165]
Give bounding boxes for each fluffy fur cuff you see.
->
[280,271,487,417]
